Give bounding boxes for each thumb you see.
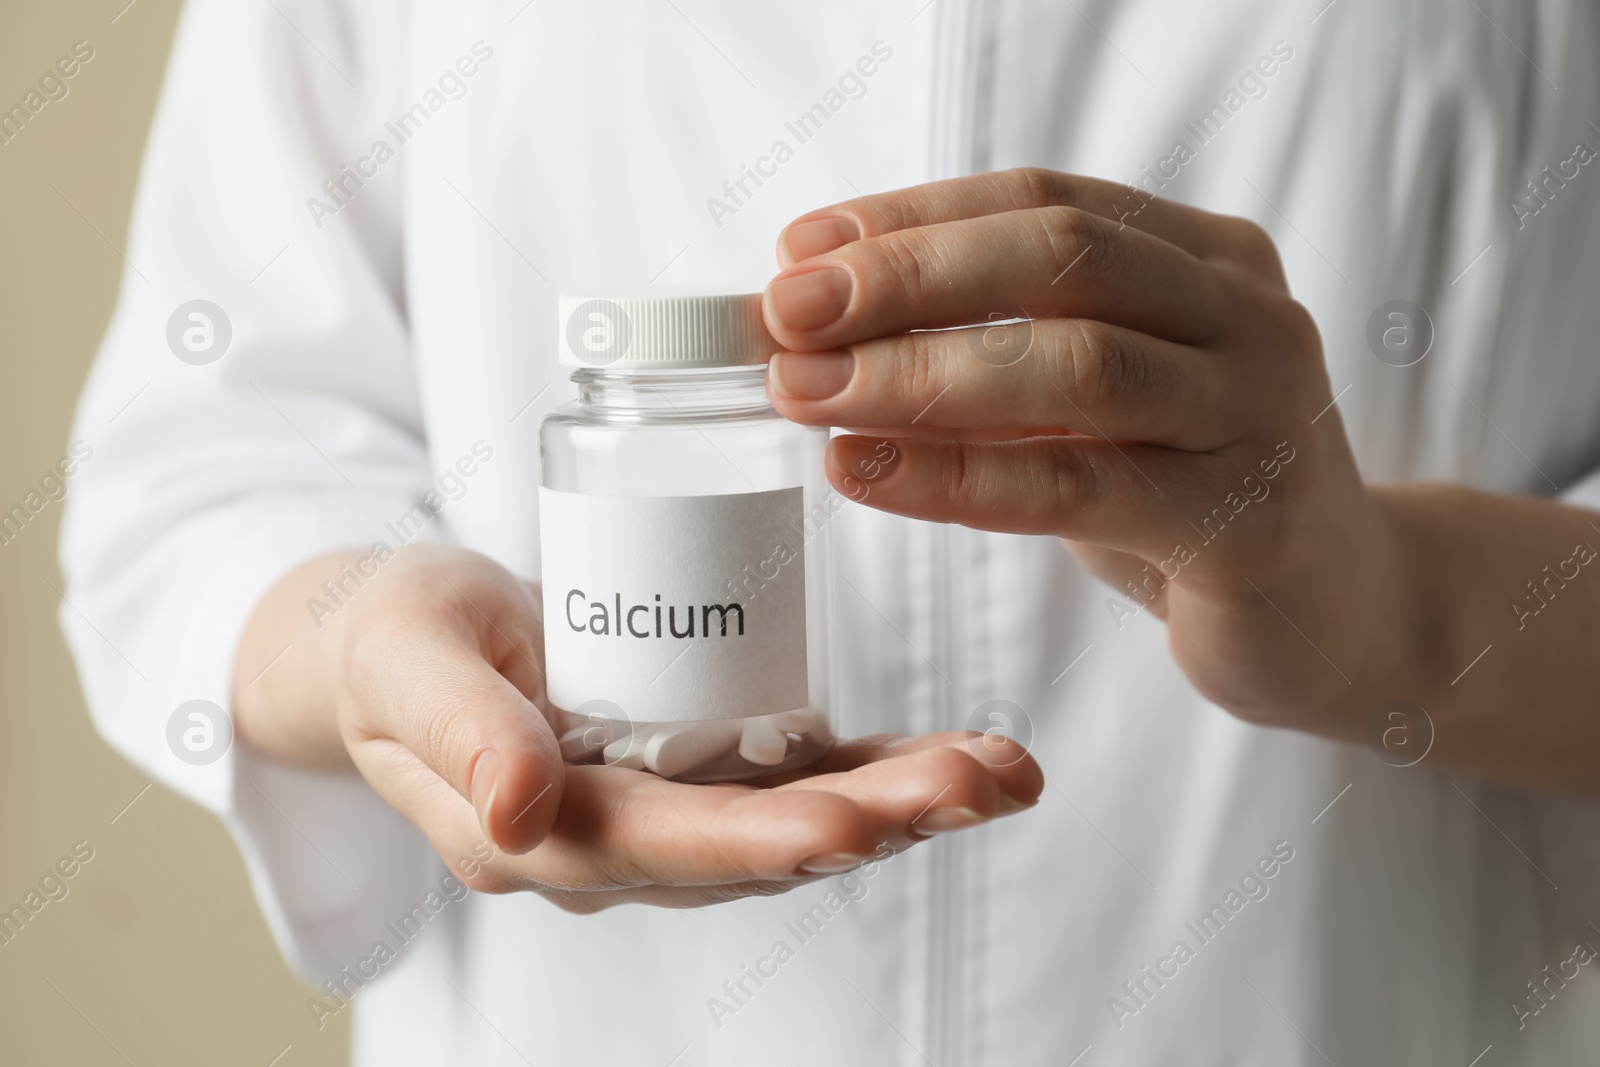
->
[457,660,565,856]
[342,576,564,856]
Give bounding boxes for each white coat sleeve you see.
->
[57,0,444,983]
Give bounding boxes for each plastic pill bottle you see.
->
[539,287,836,782]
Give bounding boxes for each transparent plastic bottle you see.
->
[539,288,836,782]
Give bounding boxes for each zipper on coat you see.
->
[926,523,968,1067]
[923,2,994,1063]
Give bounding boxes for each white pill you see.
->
[602,731,648,770]
[808,712,834,744]
[644,720,742,778]
[770,709,815,733]
[739,716,790,766]
[560,722,611,762]
[772,707,831,741]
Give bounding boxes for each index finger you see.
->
[778,168,1248,267]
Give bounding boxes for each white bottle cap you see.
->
[557,286,778,369]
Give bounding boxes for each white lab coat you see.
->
[59,0,1600,1063]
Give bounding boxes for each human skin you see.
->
[232,542,1043,911]
[232,166,1600,912]
[762,167,1600,797]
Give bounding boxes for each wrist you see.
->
[232,550,365,770]
[1203,482,1421,736]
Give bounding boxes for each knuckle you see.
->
[872,229,941,305]
[1058,321,1143,413]
[1246,293,1321,378]
[885,186,937,233]
[1009,166,1067,208]
[891,332,941,406]
[1034,205,1102,278]
[1277,296,1321,350]
[487,619,541,672]
[941,442,982,511]
[1043,440,1100,518]
[1231,216,1275,255]
[417,700,469,781]
[1229,217,1285,276]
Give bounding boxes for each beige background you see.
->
[0,2,347,1062]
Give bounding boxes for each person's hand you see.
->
[762,169,1400,732]
[252,543,1042,911]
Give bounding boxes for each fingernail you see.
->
[781,216,861,264]
[471,749,500,845]
[766,266,853,332]
[997,794,1038,815]
[770,350,854,401]
[913,806,986,835]
[797,851,869,875]
[827,436,901,490]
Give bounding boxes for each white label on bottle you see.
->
[539,486,808,722]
